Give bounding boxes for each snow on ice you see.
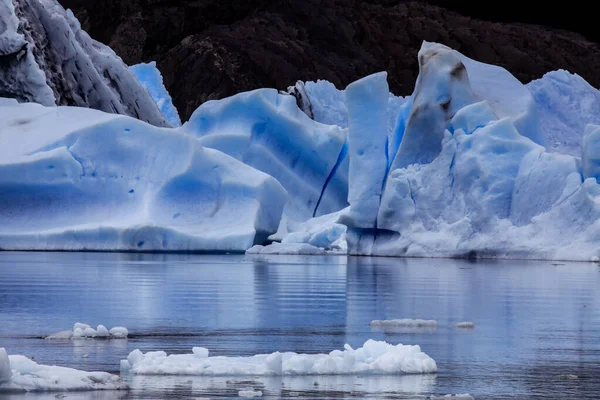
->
[0,347,127,393]
[121,340,437,376]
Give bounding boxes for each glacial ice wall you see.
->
[0,0,170,127]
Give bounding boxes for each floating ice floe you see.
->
[238,388,263,398]
[46,323,128,339]
[0,347,127,392]
[370,319,438,328]
[455,322,475,329]
[121,340,437,376]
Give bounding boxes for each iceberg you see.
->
[182,88,349,221]
[121,340,437,376]
[0,0,169,127]
[0,101,286,252]
[0,348,127,392]
[266,42,600,261]
[130,62,182,127]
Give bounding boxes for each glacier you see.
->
[0,0,170,127]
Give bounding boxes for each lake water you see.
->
[1,252,599,399]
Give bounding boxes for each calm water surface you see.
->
[0,252,599,399]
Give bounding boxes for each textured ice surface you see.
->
[528,70,600,156]
[121,340,437,376]
[183,88,348,221]
[0,101,286,251]
[130,62,182,127]
[0,0,169,127]
[0,348,127,392]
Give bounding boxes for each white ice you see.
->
[238,388,263,398]
[0,102,286,252]
[0,348,127,392]
[130,62,182,127]
[121,340,437,376]
[430,395,474,400]
[46,323,128,339]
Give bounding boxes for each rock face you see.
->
[59,0,600,122]
[0,0,170,127]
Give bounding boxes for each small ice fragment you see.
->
[73,323,91,331]
[82,354,89,359]
[455,322,475,329]
[109,327,129,338]
[83,328,97,338]
[592,256,599,263]
[0,348,11,383]
[96,325,109,337]
[238,388,263,398]
[370,319,438,328]
[430,395,474,400]
[558,374,579,380]
[192,347,209,358]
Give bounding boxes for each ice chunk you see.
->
[528,70,600,156]
[343,72,390,229]
[0,353,127,392]
[370,319,438,328]
[238,388,263,398]
[109,327,129,339]
[97,325,109,337]
[0,102,286,252]
[130,62,182,127]
[74,322,91,331]
[192,347,209,358]
[455,322,475,329]
[582,125,600,182]
[84,327,98,337]
[430,395,474,400]
[121,340,437,376]
[592,256,599,263]
[73,328,84,338]
[0,349,11,383]
[183,88,348,221]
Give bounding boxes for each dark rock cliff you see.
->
[59,0,600,121]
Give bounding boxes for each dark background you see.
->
[59,0,600,121]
